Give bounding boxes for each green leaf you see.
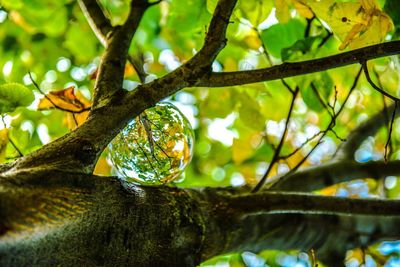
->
[300,85,323,112]
[238,0,273,26]
[64,23,98,63]
[167,0,209,33]
[384,0,400,36]
[300,72,333,112]
[238,92,265,131]
[0,0,23,9]
[260,80,293,121]
[0,83,34,114]
[0,129,9,163]
[281,36,321,61]
[200,89,236,118]
[260,19,306,58]
[206,0,217,13]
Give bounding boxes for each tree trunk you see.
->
[1,170,399,266]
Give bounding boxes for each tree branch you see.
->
[1,173,400,266]
[89,0,150,108]
[362,60,400,101]
[78,0,113,46]
[272,67,362,185]
[228,191,400,217]
[185,0,237,82]
[268,159,400,192]
[335,102,400,160]
[197,41,400,87]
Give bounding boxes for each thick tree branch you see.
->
[1,173,399,266]
[90,0,150,108]
[335,102,400,160]
[268,159,400,192]
[78,0,113,46]
[197,41,400,87]
[185,0,237,86]
[228,191,400,217]
[188,0,237,72]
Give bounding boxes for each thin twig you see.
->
[279,131,323,160]
[134,138,159,176]
[329,128,346,142]
[29,72,91,114]
[270,67,363,190]
[1,116,23,157]
[127,54,147,83]
[381,94,392,160]
[291,68,362,168]
[376,72,395,162]
[318,31,332,48]
[252,87,299,193]
[304,17,314,38]
[8,137,23,157]
[362,60,400,102]
[384,101,397,162]
[280,79,294,94]
[310,82,334,117]
[313,15,333,48]
[253,24,295,95]
[328,86,338,115]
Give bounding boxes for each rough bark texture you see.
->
[1,172,400,266]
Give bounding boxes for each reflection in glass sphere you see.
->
[109,102,194,185]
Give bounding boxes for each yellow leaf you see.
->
[303,0,393,50]
[239,0,273,26]
[64,111,90,130]
[244,35,262,50]
[318,184,340,196]
[292,0,314,19]
[9,11,36,33]
[90,63,137,80]
[345,13,393,50]
[0,129,9,162]
[38,86,91,112]
[275,0,291,23]
[232,136,255,165]
[38,87,91,130]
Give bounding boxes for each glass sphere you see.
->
[109,102,194,185]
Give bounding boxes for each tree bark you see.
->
[1,171,400,266]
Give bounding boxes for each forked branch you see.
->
[78,0,113,46]
[187,0,238,79]
[80,0,151,108]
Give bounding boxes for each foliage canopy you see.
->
[1,0,400,265]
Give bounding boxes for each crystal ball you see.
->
[109,102,194,185]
